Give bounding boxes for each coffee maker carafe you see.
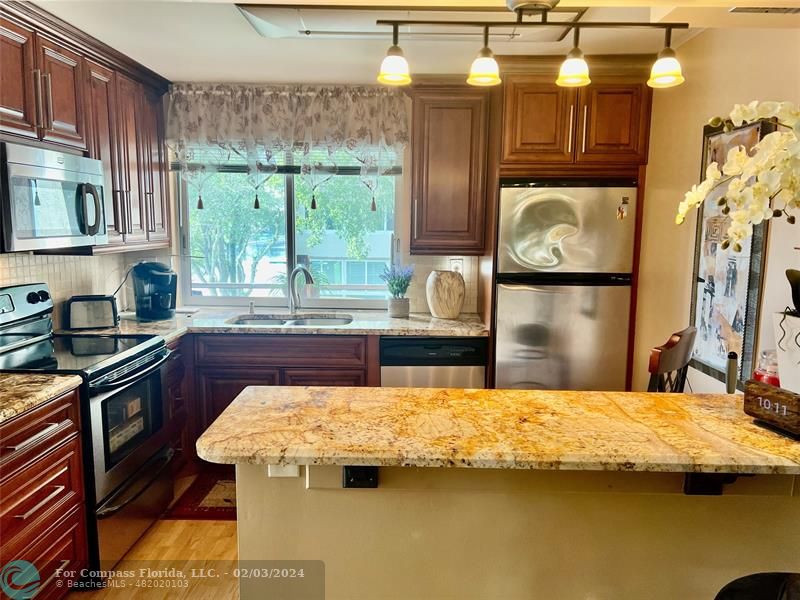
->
[132,262,177,321]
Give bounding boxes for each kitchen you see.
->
[0,1,798,599]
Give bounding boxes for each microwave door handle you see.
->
[83,183,102,236]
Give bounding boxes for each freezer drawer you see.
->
[498,185,637,274]
[494,283,631,391]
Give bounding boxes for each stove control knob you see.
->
[38,290,50,302]
[26,292,40,304]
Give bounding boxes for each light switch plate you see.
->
[449,257,464,274]
[267,464,300,478]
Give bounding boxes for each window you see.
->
[179,150,399,309]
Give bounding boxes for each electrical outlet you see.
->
[449,257,464,274]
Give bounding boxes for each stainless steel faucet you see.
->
[288,266,314,314]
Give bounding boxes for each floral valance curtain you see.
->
[166,83,409,208]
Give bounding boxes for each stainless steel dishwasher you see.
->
[380,337,487,388]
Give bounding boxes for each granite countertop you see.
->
[0,373,83,424]
[196,387,800,475]
[80,310,488,343]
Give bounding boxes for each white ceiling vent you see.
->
[729,6,800,14]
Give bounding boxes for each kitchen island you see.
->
[197,387,800,600]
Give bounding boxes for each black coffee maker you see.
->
[132,262,177,321]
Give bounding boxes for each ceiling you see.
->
[35,1,800,84]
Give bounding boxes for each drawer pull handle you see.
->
[3,422,60,452]
[14,485,66,520]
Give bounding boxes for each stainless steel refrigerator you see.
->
[494,180,637,391]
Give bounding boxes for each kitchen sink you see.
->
[226,314,353,327]
[288,317,353,326]
[227,315,288,326]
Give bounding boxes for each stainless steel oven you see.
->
[1,141,107,252]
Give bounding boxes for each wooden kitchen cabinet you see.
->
[166,338,191,469]
[575,82,651,164]
[192,335,380,459]
[410,86,489,255]
[1,2,172,253]
[86,60,126,247]
[0,16,38,139]
[0,387,88,600]
[35,34,87,150]
[197,368,281,431]
[500,72,652,169]
[502,75,576,164]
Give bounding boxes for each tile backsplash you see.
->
[0,253,125,327]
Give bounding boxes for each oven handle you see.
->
[96,448,174,519]
[89,349,171,393]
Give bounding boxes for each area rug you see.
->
[165,469,237,520]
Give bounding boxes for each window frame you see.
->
[176,162,401,311]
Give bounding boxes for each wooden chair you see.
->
[647,326,697,393]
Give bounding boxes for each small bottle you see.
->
[753,350,780,387]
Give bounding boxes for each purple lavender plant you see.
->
[380,264,414,299]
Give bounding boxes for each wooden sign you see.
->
[743,379,800,437]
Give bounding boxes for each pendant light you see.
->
[648,28,685,88]
[377,24,411,86]
[467,27,502,87]
[556,29,590,87]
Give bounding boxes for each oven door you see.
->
[88,349,171,503]
[2,161,107,252]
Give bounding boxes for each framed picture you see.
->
[688,120,776,387]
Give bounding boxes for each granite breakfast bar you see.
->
[197,386,800,600]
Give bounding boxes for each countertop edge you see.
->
[0,374,83,424]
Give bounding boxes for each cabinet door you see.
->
[410,87,488,255]
[115,75,148,244]
[282,369,366,387]
[141,90,169,243]
[197,368,281,431]
[35,35,87,150]
[501,75,577,164]
[0,17,38,139]
[86,60,125,247]
[576,83,651,164]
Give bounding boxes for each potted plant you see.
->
[380,264,414,318]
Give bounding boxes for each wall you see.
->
[634,27,800,392]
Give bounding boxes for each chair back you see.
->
[647,326,697,393]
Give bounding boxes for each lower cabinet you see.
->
[192,335,379,460]
[0,388,87,600]
[165,338,191,469]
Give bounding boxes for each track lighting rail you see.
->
[375,20,690,31]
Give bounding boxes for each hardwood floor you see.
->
[68,519,238,599]
[65,468,239,599]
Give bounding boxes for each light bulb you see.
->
[556,47,590,87]
[377,46,411,86]
[648,47,685,88]
[467,48,501,87]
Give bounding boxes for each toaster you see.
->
[64,295,119,330]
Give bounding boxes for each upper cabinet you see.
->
[502,76,576,164]
[1,3,172,253]
[500,72,652,171]
[0,17,86,150]
[0,17,38,139]
[35,34,87,149]
[410,86,489,255]
[576,82,651,164]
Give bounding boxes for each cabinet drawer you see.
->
[0,434,83,547]
[1,502,87,600]
[282,369,366,387]
[195,335,368,368]
[0,388,80,477]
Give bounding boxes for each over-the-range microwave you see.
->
[1,141,107,252]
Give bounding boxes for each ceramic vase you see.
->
[426,270,465,319]
[387,297,410,318]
